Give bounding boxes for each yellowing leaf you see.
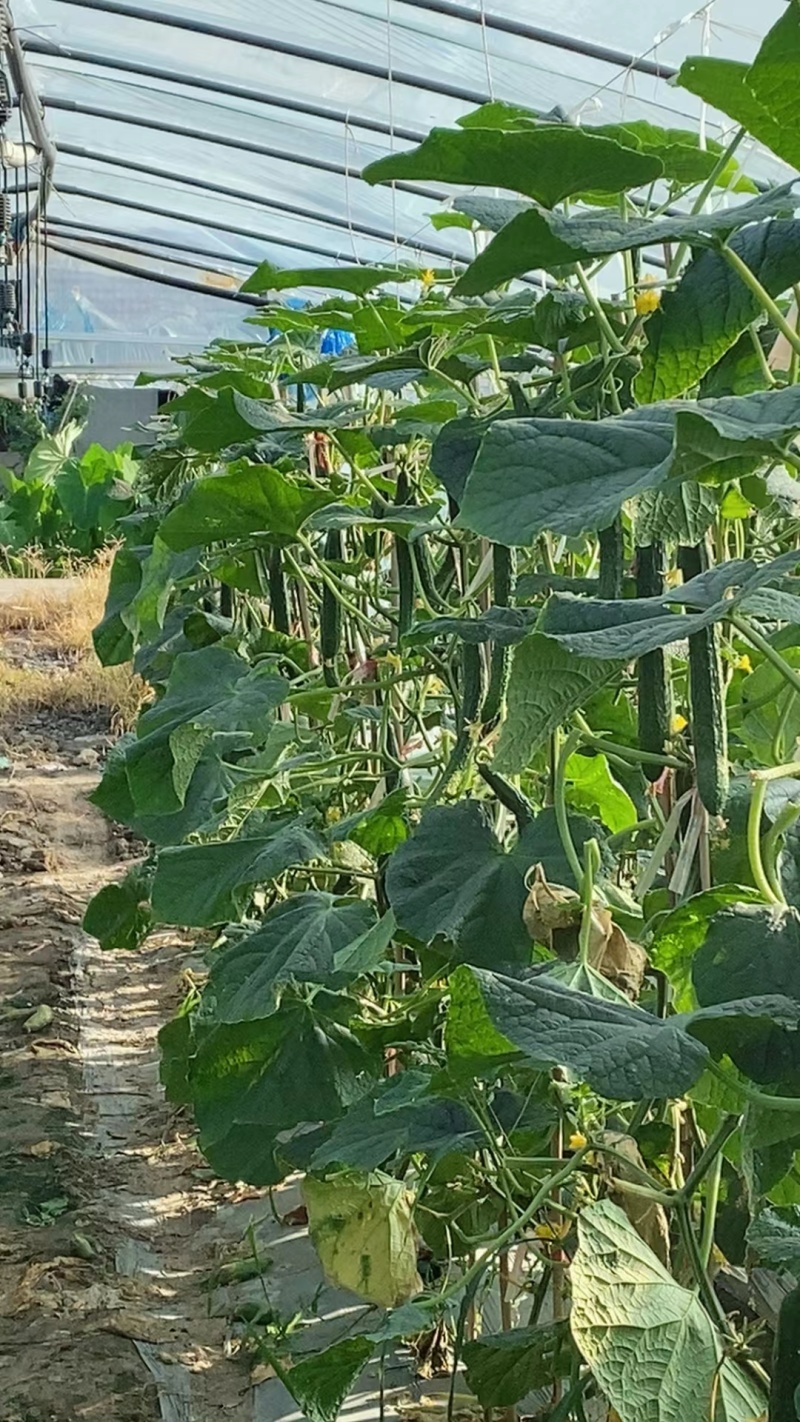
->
[303,1172,422,1307]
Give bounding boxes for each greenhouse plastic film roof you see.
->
[6,0,796,374]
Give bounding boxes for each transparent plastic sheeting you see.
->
[6,0,796,372]
[0,245,260,379]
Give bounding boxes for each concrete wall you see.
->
[75,385,162,454]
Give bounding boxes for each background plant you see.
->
[83,8,800,1419]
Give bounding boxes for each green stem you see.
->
[747,775,783,905]
[668,126,746,276]
[732,612,800,697]
[574,714,688,770]
[708,1059,800,1112]
[296,532,373,628]
[678,1115,741,1201]
[748,323,777,388]
[720,242,800,361]
[763,801,800,899]
[772,685,797,765]
[676,1200,733,1334]
[575,263,627,354]
[554,728,584,889]
[441,1148,588,1302]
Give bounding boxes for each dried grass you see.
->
[0,548,114,646]
[0,551,145,729]
[0,660,144,727]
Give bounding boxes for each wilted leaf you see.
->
[303,1172,422,1307]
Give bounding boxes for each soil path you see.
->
[0,731,410,1422]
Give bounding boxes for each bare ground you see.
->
[0,591,412,1422]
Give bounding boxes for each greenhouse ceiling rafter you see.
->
[21,26,495,109]
[397,0,677,79]
[46,221,255,276]
[45,0,680,82]
[25,46,428,144]
[47,217,257,271]
[45,236,274,304]
[56,145,473,263]
[39,96,446,202]
[50,185,385,266]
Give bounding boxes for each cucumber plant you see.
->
[85,9,800,1420]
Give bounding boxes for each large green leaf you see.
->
[677,2,800,171]
[456,187,793,295]
[677,58,784,164]
[208,893,378,1021]
[571,1201,767,1422]
[158,1008,195,1106]
[385,802,604,964]
[739,650,800,764]
[121,646,288,817]
[270,1338,374,1422]
[54,457,132,533]
[122,536,200,646]
[92,545,143,666]
[312,1072,481,1170]
[460,406,675,541]
[462,1323,571,1408]
[171,386,263,452]
[456,108,743,185]
[83,864,153,952]
[385,800,532,966]
[241,260,404,295]
[637,220,800,402]
[460,386,800,543]
[91,736,235,848]
[542,548,800,659]
[565,751,637,835]
[693,903,800,1005]
[495,634,621,772]
[303,1172,422,1307]
[159,460,334,551]
[405,607,535,649]
[151,817,325,926]
[747,1206,800,1272]
[363,125,661,206]
[467,965,800,1100]
[635,483,719,547]
[692,903,800,1086]
[589,119,751,188]
[191,1000,373,1185]
[650,886,763,1013]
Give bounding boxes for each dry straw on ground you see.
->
[0,552,145,727]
